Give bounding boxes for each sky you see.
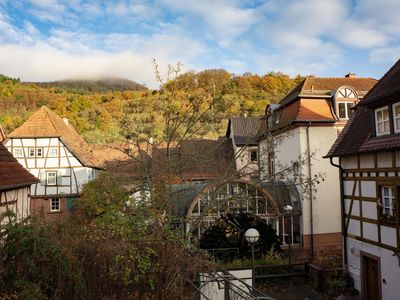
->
[0,0,400,88]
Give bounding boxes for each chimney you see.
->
[345,72,356,78]
[63,118,69,125]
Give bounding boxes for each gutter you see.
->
[306,124,314,260]
[329,157,348,271]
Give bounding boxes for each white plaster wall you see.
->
[380,226,397,248]
[377,152,392,168]
[299,126,342,235]
[260,126,342,236]
[345,199,359,216]
[233,145,258,178]
[4,138,97,197]
[360,181,376,198]
[359,153,374,168]
[362,202,377,219]
[341,156,358,169]
[363,222,378,242]
[347,238,400,300]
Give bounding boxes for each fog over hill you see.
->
[31,77,147,92]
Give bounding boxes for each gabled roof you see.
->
[0,143,39,191]
[280,76,377,107]
[326,59,400,157]
[226,117,262,146]
[7,106,102,168]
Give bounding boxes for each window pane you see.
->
[395,105,400,118]
[338,103,346,118]
[378,122,384,133]
[377,110,383,122]
[384,121,390,132]
[397,119,400,131]
[383,187,389,196]
[347,103,353,118]
[383,108,389,120]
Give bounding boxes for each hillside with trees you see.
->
[0,70,304,143]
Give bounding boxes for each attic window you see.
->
[393,103,400,133]
[375,106,390,136]
[337,102,354,119]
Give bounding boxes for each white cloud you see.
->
[369,46,400,64]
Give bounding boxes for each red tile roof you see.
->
[280,76,377,107]
[0,144,38,191]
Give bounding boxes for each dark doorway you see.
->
[361,252,381,300]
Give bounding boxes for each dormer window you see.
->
[335,87,358,120]
[338,102,354,119]
[375,106,390,136]
[393,103,400,133]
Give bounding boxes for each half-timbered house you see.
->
[326,61,400,299]
[258,74,377,259]
[0,143,38,222]
[3,106,103,220]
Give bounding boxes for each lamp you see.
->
[245,228,260,292]
[284,205,293,265]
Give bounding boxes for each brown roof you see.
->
[151,138,236,181]
[8,106,102,168]
[0,125,5,143]
[280,76,377,107]
[326,59,400,157]
[226,117,263,145]
[0,143,38,191]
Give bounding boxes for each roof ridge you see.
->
[42,106,62,136]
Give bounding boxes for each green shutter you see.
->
[66,197,75,211]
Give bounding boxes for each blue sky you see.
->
[0,0,399,87]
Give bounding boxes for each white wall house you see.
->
[226,117,262,181]
[0,143,38,223]
[258,75,377,259]
[3,106,102,220]
[327,61,400,299]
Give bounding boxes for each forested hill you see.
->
[33,77,146,93]
[0,70,304,144]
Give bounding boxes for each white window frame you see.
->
[48,147,58,157]
[337,101,354,119]
[36,147,44,157]
[13,148,23,157]
[28,148,35,157]
[50,197,60,212]
[46,171,57,186]
[375,106,390,136]
[381,186,395,217]
[393,103,400,133]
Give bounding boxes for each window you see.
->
[36,148,43,157]
[50,197,60,212]
[13,148,23,157]
[46,171,57,186]
[393,103,400,133]
[87,168,98,181]
[379,186,396,224]
[250,150,258,162]
[28,147,44,157]
[48,148,58,157]
[375,106,390,136]
[268,152,275,177]
[337,102,354,119]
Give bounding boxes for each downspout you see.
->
[329,157,348,271]
[306,124,314,260]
